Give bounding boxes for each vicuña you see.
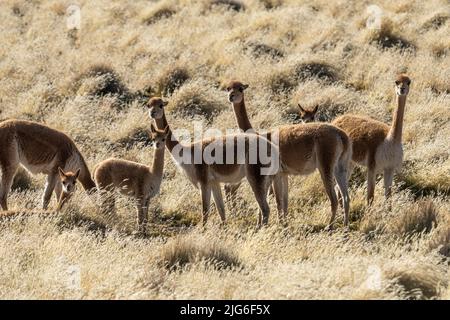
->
[147,97,280,227]
[333,74,411,204]
[0,119,96,211]
[226,81,351,227]
[93,125,169,233]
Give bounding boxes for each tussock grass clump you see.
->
[363,18,415,51]
[11,168,34,192]
[56,208,110,235]
[388,200,438,237]
[268,70,296,94]
[154,65,190,96]
[293,62,339,83]
[168,81,226,121]
[140,2,177,25]
[113,126,152,150]
[398,161,450,198]
[69,65,132,105]
[385,266,444,300]
[421,13,449,31]
[211,0,245,12]
[158,235,241,271]
[429,225,450,258]
[258,0,283,10]
[244,42,284,60]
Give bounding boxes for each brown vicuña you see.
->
[226,81,351,227]
[147,97,280,227]
[93,125,169,232]
[0,119,96,211]
[333,74,411,204]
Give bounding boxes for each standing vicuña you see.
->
[333,74,411,204]
[147,97,280,227]
[0,119,96,211]
[226,81,352,227]
[93,125,169,232]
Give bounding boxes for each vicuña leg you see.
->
[211,182,226,223]
[272,174,288,223]
[42,172,58,210]
[367,168,376,205]
[246,169,272,227]
[0,164,17,211]
[334,165,350,227]
[224,182,240,211]
[54,180,62,203]
[136,197,148,233]
[319,167,338,228]
[200,183,212,226]
[383,168,394,199]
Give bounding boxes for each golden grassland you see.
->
[0,0,449,299]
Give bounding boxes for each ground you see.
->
[0,0,449,299]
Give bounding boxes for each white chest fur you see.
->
[375,140,403,173]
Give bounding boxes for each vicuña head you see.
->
[395,74,411,97]
[58,167,80,194]
[147,97,168,120]
[226,80,249,104]
[57,167,80,211]
[298,104,318,123]
[148,123,169,149]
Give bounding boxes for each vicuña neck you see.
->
[78,158,97,192]
[151,146,165,177]
[154,113,180,152]
[388,95,407,144]
[232,99,253,132]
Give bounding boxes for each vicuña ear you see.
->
[313,105,319,114]
[58,167,66,178]
[242,84,249,90]
[75,168,81,179]
[298,104,305,113]
[162,100,169,107]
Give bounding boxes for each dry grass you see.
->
[0,0,449,299]
[158,234,241,270]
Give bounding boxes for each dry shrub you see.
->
[154,66,190,96]
[387,199,438,237]
[168,81,226,121]
[158,235,241,271]
[141,2,176,25]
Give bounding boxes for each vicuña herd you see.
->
[0,74,411,233]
